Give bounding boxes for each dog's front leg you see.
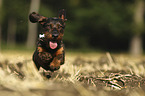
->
[37,47,52,63]
[49,47,65,71]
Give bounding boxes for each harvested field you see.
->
[0,50,145,96]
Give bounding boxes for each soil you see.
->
[0,54,145,96]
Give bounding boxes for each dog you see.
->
[29,9,67,72]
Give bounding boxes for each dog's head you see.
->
[29,9,67,49]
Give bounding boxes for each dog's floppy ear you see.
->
[59,9,67,21]
[29,12,47,24]
[29,12,41,23]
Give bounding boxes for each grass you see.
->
[0,50,145,96]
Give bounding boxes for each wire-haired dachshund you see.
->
[29,9,67,72]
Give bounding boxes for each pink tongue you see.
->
[49,41,58,49]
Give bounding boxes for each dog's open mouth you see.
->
[49,41,58,49]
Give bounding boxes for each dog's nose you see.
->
[52,33,58,38]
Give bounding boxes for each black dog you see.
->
[29,9,67,71]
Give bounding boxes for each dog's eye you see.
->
[57,24,62,28]
[58,25,61,28]
[47,24,53,28]
[60,29,64,33]
[43,23,47,28]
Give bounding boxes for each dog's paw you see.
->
[49,63,60,71]
[38,52,52,62]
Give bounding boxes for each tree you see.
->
[0,0,2,53]
[66,0,133,50]
[7,17,17,46]
[2,0,29,47]
[26,0,40,49]
[129,0,144,56]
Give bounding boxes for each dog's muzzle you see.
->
[52,29,59,39]
[52,33,58,38]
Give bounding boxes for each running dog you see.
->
[29,9,67,71]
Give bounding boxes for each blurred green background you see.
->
[0,0,144,55]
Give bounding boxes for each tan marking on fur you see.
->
[55,47,64,56]
[50,58,61,69]
[37,47,43,52]
[62,15,65,20]
[45,32,52,39]
[37,47,47,53]
[38,16,46,22]
[50,47,64,69]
